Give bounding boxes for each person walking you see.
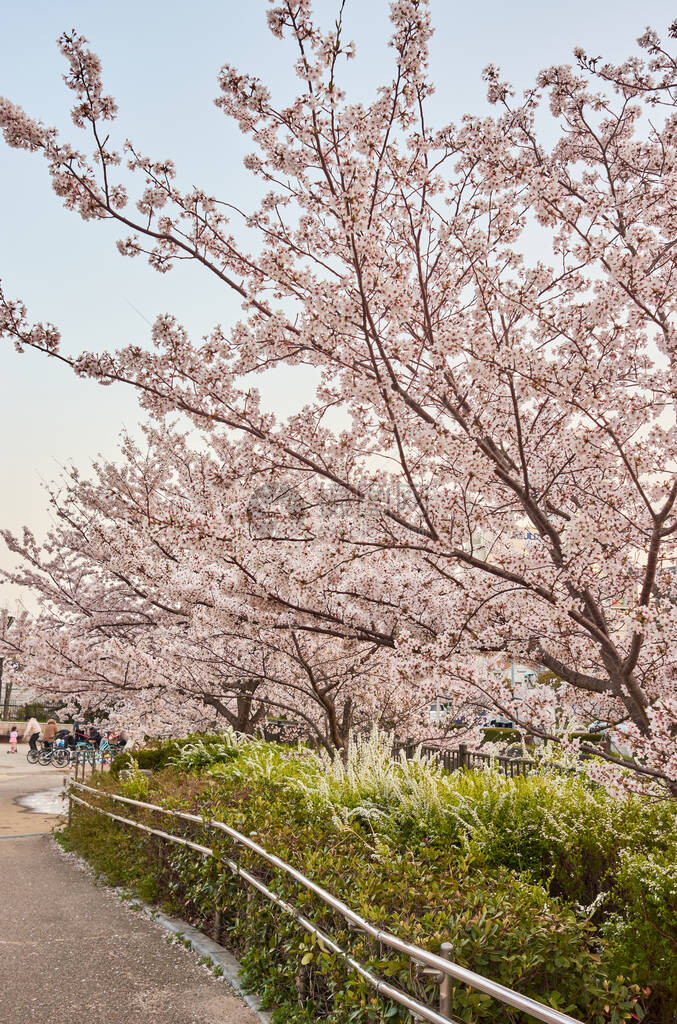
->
[23,716,41,752]
[8,725,18,754]
[42,718,58,750]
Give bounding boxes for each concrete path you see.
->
[0,752,67,837]
[0,755,260,1023]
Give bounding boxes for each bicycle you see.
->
[27,739,70,767]
[26,741,43,765]
[27,740,57,765]
[51,745,70,767]
[37,743,64,766]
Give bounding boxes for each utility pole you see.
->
[0,615,15,721]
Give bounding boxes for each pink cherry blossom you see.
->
[1,3,677,794]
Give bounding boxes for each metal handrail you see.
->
[68,791,457,1024]
[69,780,585,1024]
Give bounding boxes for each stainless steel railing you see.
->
[68,780,585,1024]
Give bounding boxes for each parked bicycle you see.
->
[27,738,78,768]
[42,744,70,768]
[26,742,41,765]
[27,739,68,767]
[26,730,124,771]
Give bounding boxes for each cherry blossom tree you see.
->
[1,427,464,751]
[1,2,677,792]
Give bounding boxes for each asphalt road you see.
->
[0,751,260,1024]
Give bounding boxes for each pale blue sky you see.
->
[1,0,673,609]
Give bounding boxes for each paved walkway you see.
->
[0,754,259,1023]
[0,755,67,837]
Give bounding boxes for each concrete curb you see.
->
[139,906,273,1024]
[0,831,50,839]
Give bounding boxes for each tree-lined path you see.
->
[0,760,259,1024]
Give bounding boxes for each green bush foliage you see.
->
[110,746,172,774]
[14,701,64,722]
[480,727,523,743]
[65,731,676,1023]
[570,732,606,743]
[480,728,604,745]
[604,850,677,1021]
[110,731,242,775]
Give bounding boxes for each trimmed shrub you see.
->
[62,736,676,1023]
[481,727,522,743]
[110,731,242,776]
[110,746,174,775]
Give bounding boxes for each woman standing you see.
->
[22,716,41,752]
[42,718,58,750]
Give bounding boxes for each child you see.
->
[9,726,18,754]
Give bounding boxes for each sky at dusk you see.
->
[0,0,673,610]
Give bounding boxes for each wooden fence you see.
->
[392,740,535,778]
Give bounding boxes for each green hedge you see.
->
[11,701,65,722]
[66,799,645,1023]
[110,734,240,775]
[480,728,606,746]
[570,732,606,744]
[481,727,522,743]
[62,743,669,1023]
[110,746,174,775]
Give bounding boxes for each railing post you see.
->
[458,743,468,770]
[439,942,453,1018]
[213,907,222,943]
